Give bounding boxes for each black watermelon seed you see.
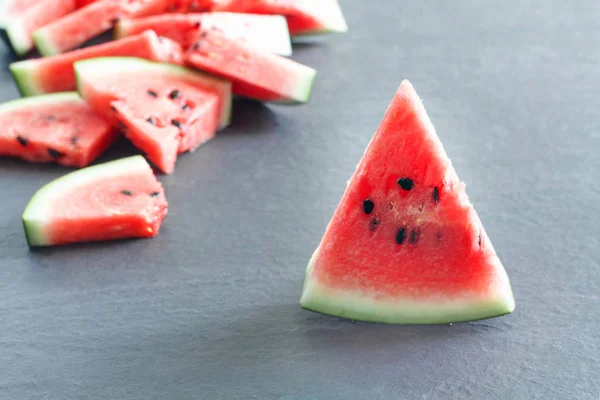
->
[147,90,158,97]
[433,186,440,204]
[171,119,182,129]
[396,228,406,244]
[71,136,79,145]
[146,117,156,125]
[110,105,116,112]
[121,190,133,196]
[200,31,207,38]
[181,104,190,111]
[169,89,181,100]
[410,229,420,244]
[16,136,28,147]
[369,218,380,231]
[118,121,127,131]
[193,42,200,50]
[47,148,63,159]
[150,191,160,197]
[362,199,374,215]
[478,234,482,246]
[397,177,414,191]
[194,21,201,28]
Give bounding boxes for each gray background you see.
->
[1,1,598,399]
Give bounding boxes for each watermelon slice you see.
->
[75,57,232,173]
[185,28,316,103]
[22,155,168,247]
[300,80,515,324]
[0,0,39,29]
[10,30,183,96]
[115,12,293,56]
[0,92,116,168]
[212,0,348,36]
[5,0,76,55]
[32,0,169,56]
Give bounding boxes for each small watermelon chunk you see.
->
[0,92,116,168]
[5,0,76,55]
[75,57,232,173]
[32,0,169,56]
[10,30,182,96]
[115,12,292,56]
[185,29,316,103]
[22,155,168,247]
[300,80,515,324]
[212,0,348,36]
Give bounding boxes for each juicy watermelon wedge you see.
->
[300,80,515,324]
[75,57,232,173]
[10,30,182,96]
[115,12,293,56]
[32,0,169,56]
[185,29,316,103]
[212,0,348,36]
[22,155,168,247]
[5,0,76,55]
[0,92,116,168]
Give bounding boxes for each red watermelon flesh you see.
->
[300,80,515,324]
[22,156,168,247]
[185,28,316,103]
[75,0,100,8]
[0,92,116,168]
[0,0,39,28]
[115,12,292,56]
[10,30,182,97]
[5,0,76,55]
[75,57,232,174]
[32,0,170,56]
[212,0,348,36]
[165,0,214,12]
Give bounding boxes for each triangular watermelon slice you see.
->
[5,0,76,55]
[185,28,316,103]
[300,80,515,324]
[22,155,168,247]
[0,92,116,168]
[75,57,232,174]
[10,30,183,96]
[32,0,169,56]
[114,12,293,56]
[212,0,348,36]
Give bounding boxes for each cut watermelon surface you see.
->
[10,30,182,96]
[0,92,116,168]
[165,0,214,12]
[115,12,293,56]
[32,0,169,56]
[5,0,76,55]
[185,28,316,103]
[22,155,168,247]
[213,0,348,36]
[300,80,515,324]
[75,57,232,173]
[0,0,39,29]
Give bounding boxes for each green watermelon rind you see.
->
[22,155,150,247]
[300,251,516,325]
[289,0,349,37]
[270,65,317,105]
[74,57,232,130]
[0,91,83,114]
[5,18,31,55]
[9,59,43,97]
[32,27,61,57]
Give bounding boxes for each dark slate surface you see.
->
[1,1,598,399]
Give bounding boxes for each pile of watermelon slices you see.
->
[1,0,346,245]
[1,1,516,325]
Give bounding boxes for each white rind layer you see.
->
[300,249,516,324]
